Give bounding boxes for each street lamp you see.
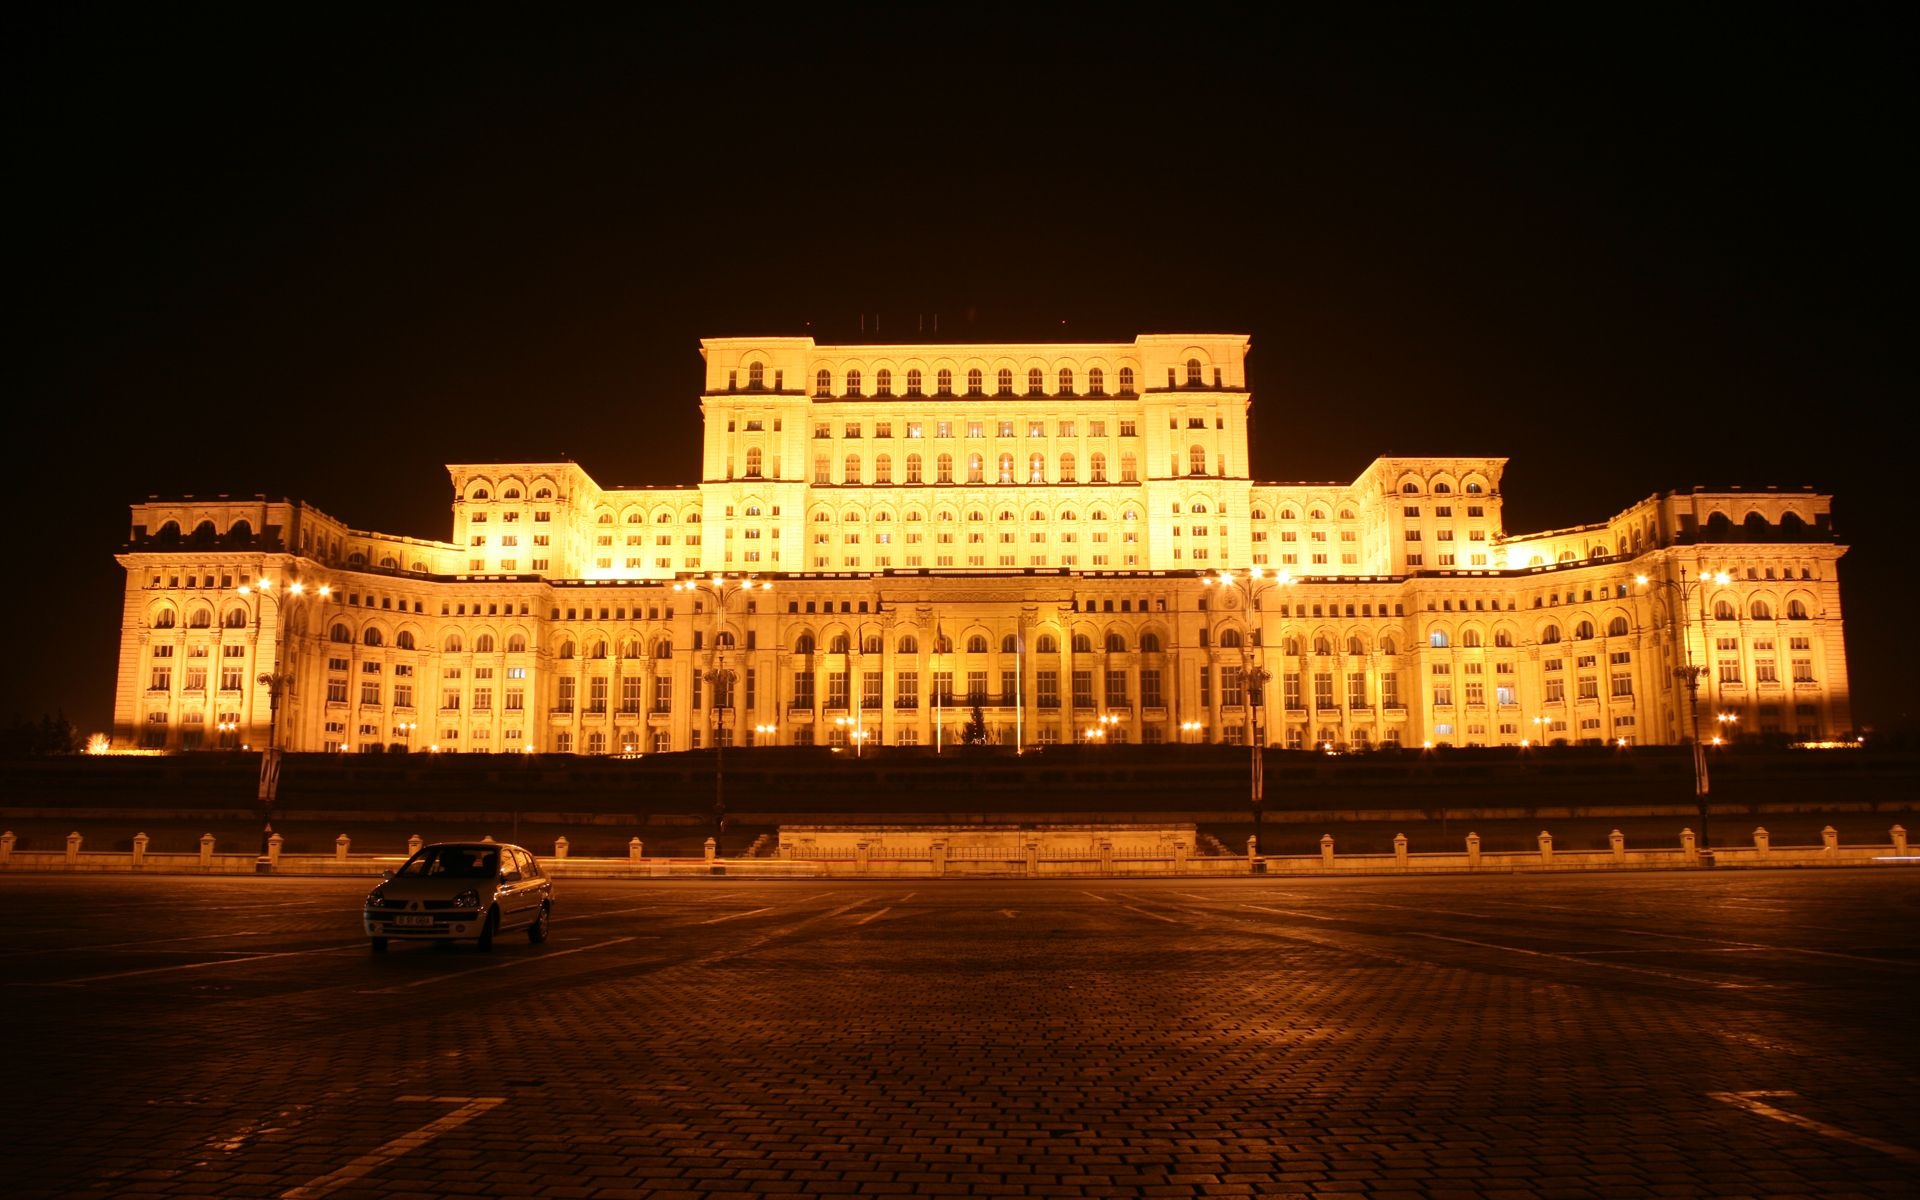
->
[1180,720,1204,743]
[237,576,330,866]
[834,715,867,756]
[395,721,416,753]
[1097,712,1120,743]
[754,723,779,746]
[1637,567,1731,852]
[673,574,771,853]
[1202,567,1295,855]
[217,719,238,749]
[1713,711,1738,746]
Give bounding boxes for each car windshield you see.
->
[397,847,500,878]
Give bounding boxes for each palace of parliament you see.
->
[112,334,1852,755]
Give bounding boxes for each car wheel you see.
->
[370,937,388,953]
[528,903,550,944]
[476,909,498,952]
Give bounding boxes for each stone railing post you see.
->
[1024,837,1040,876]
[1821,825,1839,857]
[336,834,351,862]
[199,833,215,867]
[481,835,495,844]
[554,836,569,860]
[1100,839,1115,875]
[1537,831,1553,866]
[1466,832,1480,869]
[705,837,718,864]
[66,832,83,865]
[1319,834,1335,868]
[1893,825,1909,856]
[408,834,423,855]
[268,833,284,867]
[132,832,150,867]
[1609,829,1625,864]
[0,831,14,864]
[629,837,644,864]
[1681,828,1698,866]
[1754,827,1770,857]
[1393,833,1408,868]
[1245,835,1258,869]
[1173,838,1190,873]
[855,839,872,874]
[931,839,948,875]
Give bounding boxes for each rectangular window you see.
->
[1611,671,1634,697]
[966,670,988,704]
[1578,676,1600,700]
[1140,668,1163,708]
[361,681,380,705]
[1072,670,1094,709]
[863,670,883,710]
[1105,669,1127,707]
[827,671,849,709]
[1036,670,1059,709]
[1545,678,1565,703]
[1222,665,1246,708]
[933,670,953,704]
[791,671,814,709]
[1284,671,1302,710]
[896,670,919,708]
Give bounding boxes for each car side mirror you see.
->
[381,869,395,880]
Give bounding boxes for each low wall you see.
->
[4,824,1911,878]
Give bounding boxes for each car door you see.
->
[497,848,535,930]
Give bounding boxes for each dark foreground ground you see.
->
[4,871,1917,1197]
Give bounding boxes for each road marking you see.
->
[994,909,1018,919]
[1241,904,1341,922]
[697,906,776,925]
[281,1095,505,1198]
[1710,1091,1920,1164]
[33,944,366,985]
[1620,928,1916,967]
[365,937,635,992]
[1412,933,1746,986]
[853,907,891,925]
[1121,905,1180,924]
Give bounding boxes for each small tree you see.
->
[963,705,991,746]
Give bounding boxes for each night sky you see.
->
[9,10,1911,740]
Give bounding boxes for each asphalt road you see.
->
[5,871,1917,1198]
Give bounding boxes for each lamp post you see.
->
[237,576,330,866]
[1637,567,1730,852]
[395,720,416,753]
[1097,712,1119,744]
[834,714,867,756]
[672,574,771,853]
[1180,720,1204,743]
[1713,711,1738,747]
[1202,567,1294,855]
[217,719,238,749]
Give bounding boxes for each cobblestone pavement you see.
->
[4,871,1916,1198]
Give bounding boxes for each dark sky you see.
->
[9,9,1911,739]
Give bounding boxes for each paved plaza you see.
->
[4,871,1917,1198]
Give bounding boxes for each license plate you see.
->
[395,915,433,927]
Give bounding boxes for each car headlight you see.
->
[365,890,386,908]
[452,888,480,909]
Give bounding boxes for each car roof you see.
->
[422,841,526,853]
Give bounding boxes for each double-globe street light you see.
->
[1636,567,1731,852]
[1201,567,1295,855]
[236,576,330,865]
[672,574,771,853]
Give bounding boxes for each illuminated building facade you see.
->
[113,334,1852,754]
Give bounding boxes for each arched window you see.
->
[1106,633,1127,652]
[1058,367,1074,393]
[934,632,953,653]
[654,638,673,659]
[967,634,988,653]
[815,368,832,395]
[1347,636,1365,656]
[1434,482,1452,493]
[1402,482,1420,494]
[846,368,862,395]
[331,623,351,642]
[1189,445,1207,475]
[1002,634,1020,653]
[1430,630,1450,648]
[935,368,951,394]
[363,628,384,647]
[1090,452,1107,483]
[1220,629,1244,648]
[1027,367,1044,394]
[590,639,609,658]
[1788,599,1810,620]
[997,367,1013,394]
[508,634,526,652]
[906,453,923,484]
[1466,482,1483,493]
[558,640,575,659]
[1140,632,1161,653]
[794,633,814,655]
[1087,367,1105,395]
[1495,630,1514,648]
[994,453,1012,484]
[396,630,416,650]
[152,608,178,629]
[1120,453,1136,482]
[475,633,495,653]
[747,362,764,388]
[1185,358,1203,384]
[966,368,983,395]
[745,448,762,477]
[1118,366,1135,393]
[1462,630,1482,647]
[444,634,464,653]
[1750,600,1773,620]
[862,635,882,654]
[1574,620,1595,640]
[1314,636,1331,655]
[875,368,892,395]
[1541,625,1561,644]
[1071,633,1093,654]
[845,454,861,484]
[907,368,924,394]
[1606,617,1629,637]
[1715,600,1737,620]
[898,634,918,654]
[222,609,246,629]
[1059,453,1076,482]
[875,454,892,484]
[831,634,850,654]
[1028,453,1045,483]
[1037,634,1058,654]
[938,454,955,484]
[1381,637,1398,656]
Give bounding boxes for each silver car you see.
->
[363,841,553,953]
